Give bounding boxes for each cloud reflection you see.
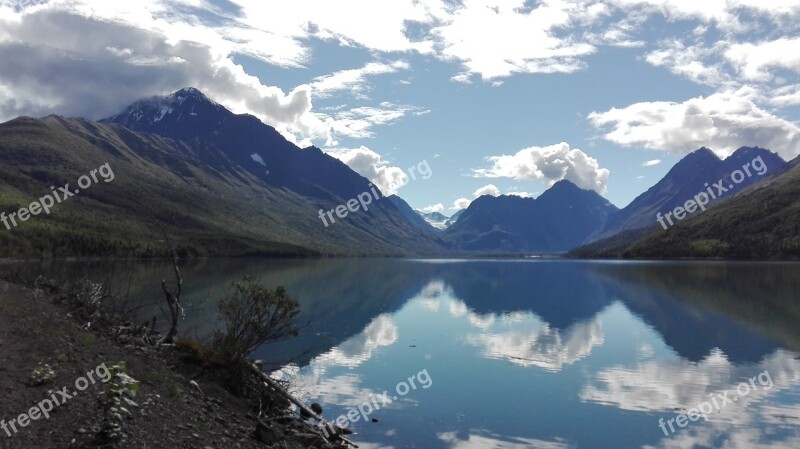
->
[465,316,604,371]
[438,431,573,449]
[315,314,398,368]
[581,349,800,449]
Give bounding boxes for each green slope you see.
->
[0,116,442,257]
[573,157,800,259]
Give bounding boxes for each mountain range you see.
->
[575,153,800,259]
[590,147,785,241]
[0,87,797,259]
[442,180,618,253]
[0,89,444,257]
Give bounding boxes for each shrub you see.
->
[174,337,207,363]
[97,363,140,442]
[211,276,300,364]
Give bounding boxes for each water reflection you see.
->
[6,259,800,448]
[465,315,604,371]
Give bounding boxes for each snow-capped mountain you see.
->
[416,211,451,230]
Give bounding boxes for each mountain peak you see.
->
[102,87,223,128]
[167,87,217,106]
[550,179,580,190]
[689,146,720,160]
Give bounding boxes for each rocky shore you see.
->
[0,276,352,449]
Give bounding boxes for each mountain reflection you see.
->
[11,259,800,449]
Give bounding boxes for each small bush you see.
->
[211,276,300,364]
[175,337,207,363]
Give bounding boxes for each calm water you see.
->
[6,259,800,448]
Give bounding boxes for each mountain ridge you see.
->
[443,180,618,253]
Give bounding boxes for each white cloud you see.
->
[589,89,800,159]
[430,0,599,80]
[473,142,611,193]
[473,183,500,198]
[224,0,436,55]
[641,159,662,167]
[0,6,330,143]
[645,40,729,86]
[770,84,800,107]
[605,0,738,28]
[725,37,800,82]
[326,102,428,139]
[420,203,445,214]
[506,191,536,198]
[452,197,472,211]
[0,2,424,146]
[450,72,473,84]
[325,146,408,195]
[310,60,410,98]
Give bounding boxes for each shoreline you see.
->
[0,275,350,449]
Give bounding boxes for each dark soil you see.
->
[0,280,342,449]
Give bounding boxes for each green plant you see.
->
[97,363,140,442]
[30,363,55,386]
[211,276,300,364]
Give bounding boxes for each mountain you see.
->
[445,209,464,227]
[443,180,618,253]
[385,195,441,236]
[102,88,382,201]
[620,154,800,259]
[98,88,444,253]
[0,95,445,257]
[590,147,786,241]
[417,211,450,230]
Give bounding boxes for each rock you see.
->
[301,402,324,419]
[254,422,281,444]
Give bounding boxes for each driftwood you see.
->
[248,363,358,448]
[155,222,183,344]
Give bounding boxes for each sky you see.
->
[1,0,799,213]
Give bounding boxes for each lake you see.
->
[6,258,800,448]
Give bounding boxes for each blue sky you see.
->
[1,0,800,213]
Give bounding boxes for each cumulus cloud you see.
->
[431,0,598,80]
[325,146,407,195]
[589,89,800,159]
[506,191,536,198]
[641,159,662,167]
[473,142,611,193]
[0,2,421,146]
[452,197,472,211]
[473,184,500,198]
[420,203,445,214]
